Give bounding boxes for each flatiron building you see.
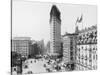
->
[49,5,62,58]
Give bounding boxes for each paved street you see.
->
[21,58,69,74]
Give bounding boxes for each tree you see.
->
[11,51,22,67]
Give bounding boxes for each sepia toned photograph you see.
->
[11,0,97,74]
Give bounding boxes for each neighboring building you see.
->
[37,40,45,55]
[29,40,36,58]
[62,33,77,70]
[12,37,32,58]
[46,41,50,55]
[50,5,62,58]
[75,25,97,70]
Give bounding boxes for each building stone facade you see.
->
[62,33,77,70]
[12,37,32,58]
[49,5,62,58]
[75,25,97,70]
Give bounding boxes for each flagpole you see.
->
[75,17,79,28]
[75,17,78,33]
[81,18,83,30]
[81,14,83,30]
[75,20,77,27]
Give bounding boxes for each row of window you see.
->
[77,38,97,44]
[78,30,97,39]
[77,30,97,44]
[77,46,97,51]
[76,54,97,61]
[75,64,97,70]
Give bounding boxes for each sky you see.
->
[12,0,97,44]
